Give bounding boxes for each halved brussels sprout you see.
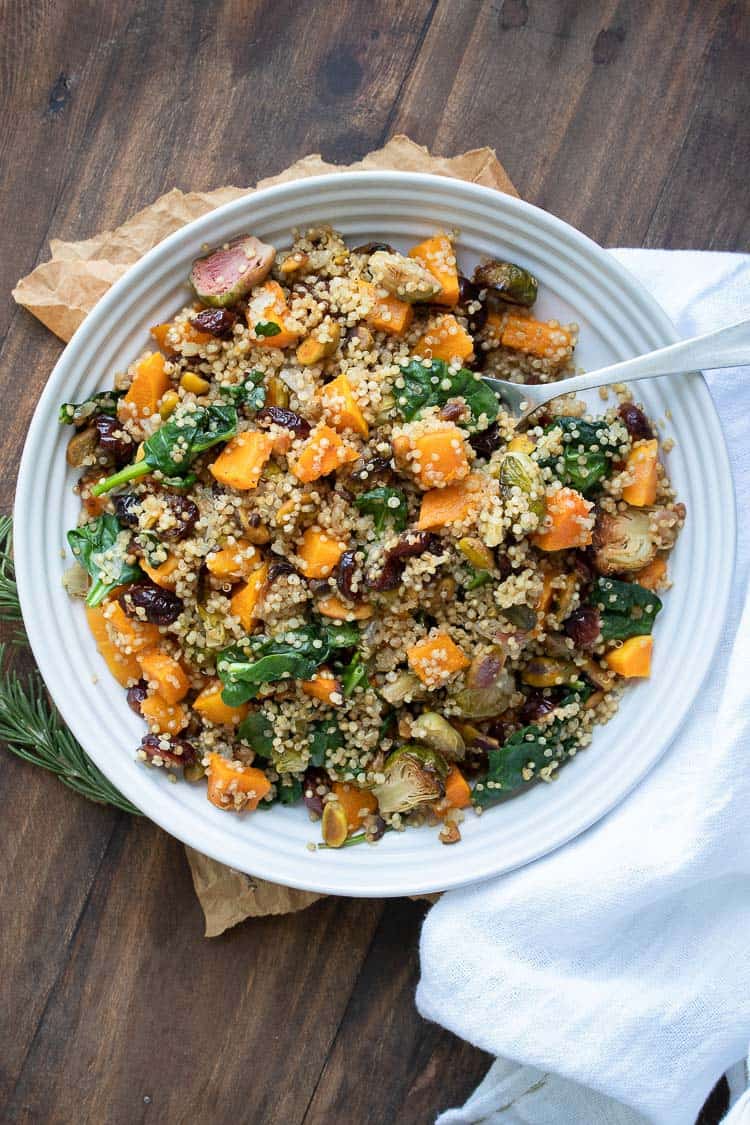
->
[189,235,276,308]
[274,749,308,774]
[592,507,656,575]
[379,671,426,705]
[453,647,516,719]
[372,744,447,816]
[498,451,546,520]
[411,712,466,761]
[473,260,538,307]
[368,251,441,303]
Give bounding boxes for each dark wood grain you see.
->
[0,1,746,1122]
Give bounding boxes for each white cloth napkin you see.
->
[417,250,750,1125]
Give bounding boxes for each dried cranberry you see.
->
[255,406,311,438]
[368,815,387,841]
[160,493,199,540]
[351,241,394,255]
[469,422,502,460]
[114,492,141,528]
[564,605,601,649]
[267,558,296,583]
[495,553,512,581]
[119,582,183,625]
[352,456,391,482]
[336,550,358,599]
[94,415,134,467]
[438,400,467,423]
[140,733,196,768]
[573,552,595,587]
[367,555,403,592]
[126,681,148,715]
[302,766,329,816]
[457,274,488,332]
[618,403,653,441]
[190,308,236,337]
[387,531,441,560]
[520,693,558,724]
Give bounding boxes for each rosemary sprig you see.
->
[0,516,24,642]
[0,517,139,815]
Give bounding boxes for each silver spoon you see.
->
[482,316,750,426]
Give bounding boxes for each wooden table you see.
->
[1,3,747,1122]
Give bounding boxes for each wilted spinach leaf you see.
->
[308,720,344,767]
[354,487,408,533]
[238,710,275,757]
[541,417,623,495]
[593,576,662,641]
[395,359,498,432]
[67,513,143,607]
[59,390,124,425]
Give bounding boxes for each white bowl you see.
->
[14,171,735,897]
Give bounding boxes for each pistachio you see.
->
[457,537,495,571]
[184,761,207,782]
[368,251,442,303]
[498,451,546,520]
[411,712,466,761]
[296,321,342,366]
[321,800,349,848]
[521,657,578,688]
[266,374,290,409]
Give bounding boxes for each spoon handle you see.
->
[540,316,750,402]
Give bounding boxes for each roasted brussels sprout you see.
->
[453,647,515,719]
[368,250,442,303]
[372,744,447,816]
[473,259,538,307]
[411,712,466,761]
[592,507,657,575]
[498,451,546,520]
[379,671,426,705]
[189,235,276,307]
[501,604,538,631]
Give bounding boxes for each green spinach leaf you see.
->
[59,390,123,425]
[541,417,623,496]
[238,710,275,757]
[92,405,237,496]
[67,513,143,607]
[354,487,408,533]
[593,576,663,641]
[223,370,266,412]
[395,358,498,432]
[255,321,281,338]
[308,720,344,767]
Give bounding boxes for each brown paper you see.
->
[13,135,517,935]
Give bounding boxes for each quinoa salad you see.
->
[61,227,685,848]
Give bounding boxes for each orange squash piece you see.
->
[209,431,274,491]
[622,439,658,507]
[248,281,300,349]
[604,635,653,678]
[301,669,342,705]
[331,781,378,831]
[119,353,170,422]
[140,694,189,734]
[206,752,271,811]
[434,766,472,817]
[297,527,347,579]
[357,280,413,336]
[532,487,594,551]
[230,562,270,630]
[414,315,474,362]
[206,541,262,583]
[407,633,470,688]
[193,680,249,725]
[410,425,470,490]
[103,600,161,654]
[416,474,484,530]
[150,321,212,356]
[137,648,190,705]
[291,425,359,484]
[501,315,574,361]
[141,555,179,590]
[633,555,667,591]
[408,234,459,307]
[320,374,369,438]
[85,604,142,686]
[316,593,374,621]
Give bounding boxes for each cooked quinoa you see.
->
[61,227,685,848]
